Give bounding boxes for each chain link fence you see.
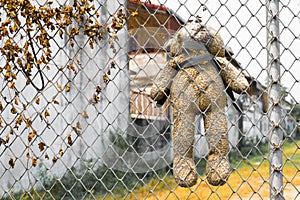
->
[0,0,299,199]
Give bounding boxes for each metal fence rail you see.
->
[0,0,299,199]
[266,0,283,199]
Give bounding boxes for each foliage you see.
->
[108,129,131,151]
[291,104,300,122]
[6,158,170,199]
[0,0,126,168]
[229,139,269,168]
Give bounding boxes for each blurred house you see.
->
[125,1,183,159]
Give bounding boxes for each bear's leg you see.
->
[204,110,230,186]
[170,68,201,187]
[172,97,199,187]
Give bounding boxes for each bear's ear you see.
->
[207,33,225,57]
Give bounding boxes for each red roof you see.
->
[128,0,167,11]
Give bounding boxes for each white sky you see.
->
[151,0,300,103]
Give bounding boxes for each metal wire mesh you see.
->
[0,0,299,199]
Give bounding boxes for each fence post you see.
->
[266,0,284,199]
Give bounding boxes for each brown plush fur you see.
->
[151,20,249,187]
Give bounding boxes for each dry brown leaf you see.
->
[67,64,77,74]
[72,126,81,135]
[38,142,46,151]
[110,61,116,69]
[103,74,109,84]
[9,158,15,168]
[52,157,57,163]
[59,148,64,156]
[53,99,60,105]
[14,98,18,105]
[35,97,40,105]
[59,29,63,38]
[11,107,18,114]
[0,118,3,128]
[45,109,50,117]
[96,85,102,94]
[70,40,74,47]
[67,133,73,145]
[89,39,94,49]
[5,135,9,143]
[28,132,36,142]
[16,116,23,125]
[25,118,32,129]
[89,93,100,104]
[57,83,63,91]
[81,111,89,119]
[65,85,70,92]
[9,81,15,89]
[32,157,37,167]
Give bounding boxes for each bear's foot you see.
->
[206,155,230,186]
[173,157,198,187]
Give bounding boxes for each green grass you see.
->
[4,139,300,199]
[99,138,300,200]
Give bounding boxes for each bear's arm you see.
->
[150,60,178,106]
[216,57,249,94]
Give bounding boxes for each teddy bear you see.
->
[150,20,249,187]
